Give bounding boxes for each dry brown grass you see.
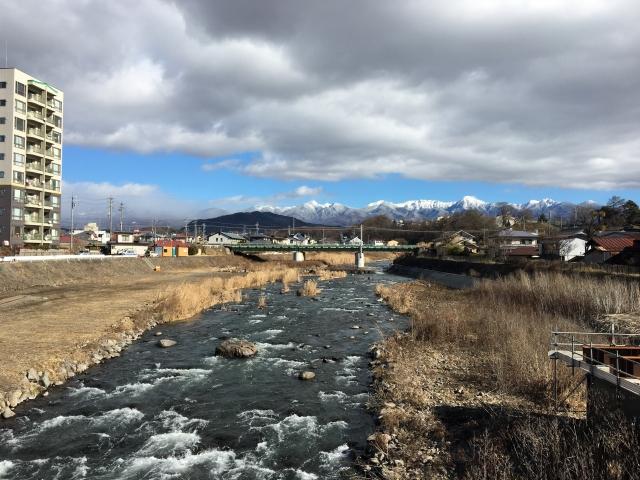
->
[154,268,300,321]
[257,294,267,309]
[317,270,348,280]
[298,279,319,297]
[473,271,640,324]
[306,251,397,266]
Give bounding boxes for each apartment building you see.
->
[0,68,63,248]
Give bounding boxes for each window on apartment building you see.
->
[15,99,25,113]
[51,195,59,206]
[13,153,24,166]
[14,135,25,149]
[13,171,24,183]
[15,82,26,97]
[0,153,4,161]
[0,171,4,178]
[0,135,5,142]
[0,82,6,88]
[13,189,23,201]
[0,100,5,106]
[0,117,5,124]
[14,117,25,131]
[12,207,22,220]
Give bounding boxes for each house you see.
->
[372,240,385,246]
[206,232,246,245]
[108,231,150,256]
[249,233,273,244]
[541,229,588,261]
[387,240,400,247]
[584,232,640,264]
[342,235,363,246]
[489,229,539,258]
[608,239,640,267]
[289,233,311,245]
[434,230,479,256]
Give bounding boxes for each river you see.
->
[0,265,408,479]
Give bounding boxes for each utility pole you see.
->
[118,202,124,231]
[107,196,114,235]
[255,222,259,235]
[360,224,363,253]
[202,223,206,241]
[322,228,325,244]
[70,194,76,252]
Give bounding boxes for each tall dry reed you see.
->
[473,271,640,324]
[298,280,319,297]
[154,268,299,321]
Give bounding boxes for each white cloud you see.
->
[5,0,640,190]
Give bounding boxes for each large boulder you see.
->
[157,339,177,348]
[298,371,316,381]
[1,407,15,419]
[215,339,257,358]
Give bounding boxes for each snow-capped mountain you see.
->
[253,196,594,226]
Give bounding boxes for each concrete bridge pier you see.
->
[355,252,365,268]
[293,251,305,262]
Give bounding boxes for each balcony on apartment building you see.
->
[28,92,45,105]
[26,143,44,156]
[46,131,62,144]
[25,160,43,173]
[45,147,61,159]
[23,231,43,242]
[25,176,43,190]
[46,115,62,129]
[44,162,61,176]
[44,181,60,192]
[27,126,45,139]
[24,194,42,207]
[27,109,45,123]
[46,98,62,112]
[44,195,60,209]
[23,213,43,225]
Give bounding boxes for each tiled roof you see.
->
[496,230,538,238]
[591,236,638,253]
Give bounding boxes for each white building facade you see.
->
[0,68,63,247]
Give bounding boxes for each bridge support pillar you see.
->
[293,251,305,262]
[355,252,365,268]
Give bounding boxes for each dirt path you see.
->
[0,269,228,406]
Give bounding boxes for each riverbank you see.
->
[0,256,333,419]
[367,273,640,479]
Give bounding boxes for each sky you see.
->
[4,0,640,225]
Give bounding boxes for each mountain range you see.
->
[253,196,598,226]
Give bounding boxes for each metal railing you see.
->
[27,111,44,121]
[550,329,640,401]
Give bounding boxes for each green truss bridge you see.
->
[228,243,419,253]
[228,243,419,266]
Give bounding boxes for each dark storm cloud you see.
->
[4,0,640,189]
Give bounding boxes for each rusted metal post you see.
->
[571,335,575,376]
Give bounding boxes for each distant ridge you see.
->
[254,196,600,226]
[191,211,328,232]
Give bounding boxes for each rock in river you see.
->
[158,339,177,348]
[215,339,257,358]
[298,371,316,381]
[1,407,15,419]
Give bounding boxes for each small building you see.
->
[343,235,363,246]
[387,240,399,247]
[489,229,539,258]
[434,230,479,256]
[289,233,311,245]
[608,240,640,267]
[372,240,385,246]
[207,232,246,245]
[541,230,588,261]
[108,231,150,256]
[584,232,640,264]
